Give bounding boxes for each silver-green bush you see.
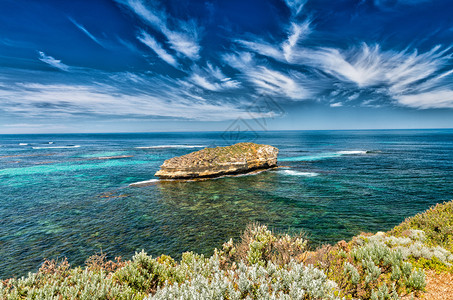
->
[148,257,339,300]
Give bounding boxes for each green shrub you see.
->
[406,268,426,291]
[230,224,307,267]
[318,235,427,299]
[389,201,453,252]
[360,229,453,272]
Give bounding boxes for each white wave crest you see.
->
[280,170,320,177]
[336,150,367,155]
[33,145,81,149]
[135,145,206,149]
[129,179,159,186]
[19,143,28,146]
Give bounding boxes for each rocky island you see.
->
[154,142,278,179]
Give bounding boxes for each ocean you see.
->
[1,129,452,278]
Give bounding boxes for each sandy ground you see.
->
[404,271,453,299]
[422,270,453,300]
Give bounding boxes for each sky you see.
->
[0,0,453,133]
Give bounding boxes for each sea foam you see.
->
[336,150,367,155]
[129,179,159,186]
[279,170,320,177]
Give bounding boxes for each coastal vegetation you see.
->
[1,201,452,299]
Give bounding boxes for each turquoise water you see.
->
[1,130,452,278]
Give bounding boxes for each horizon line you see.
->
[1,127,453,135]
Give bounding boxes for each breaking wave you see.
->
[32,145,81,149]
[129,179,159,187]
[279,170,320,177]
[336,150,367,155]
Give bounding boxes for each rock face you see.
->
[155,142,279,179]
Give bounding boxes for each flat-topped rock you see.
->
[154,142,279,179]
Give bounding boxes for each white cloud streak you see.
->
[237,20,311,64]
[248,67,308,99]
[137,31,178,67]
[118,0,200,60]
[68,18,105,48]
[223,52,311,100]
[395,90,453,109]
[122,0,166,28]
[188,63,240,91]
[38,51,69,71]
[292,44,452,90]
[282,21,311,62]
[164,24,200,60]
[3,123,56,128]
[284,0,307,17]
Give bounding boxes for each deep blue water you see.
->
[1,130,452,278]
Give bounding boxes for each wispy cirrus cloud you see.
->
[120,0,166,28]
[284,0,307,17]
[137,31,178,67]
[290,44,452,90]
[253,67,309,100]
[0,71,256,121]
[223,52,311,100]
[68,17,106,48]
[163,22,200,60]
[289,44,453,108]
[237,20,311,64]
[238,23,453,109]
[330,102,343,107]
[37,51,69,71]
[3,123,50,128]
[395,90,453,109]
[188,63,240,91]
[282,21,311,62]
[117,37,143,54]
[231,0,453,110]
[117,0,200,60]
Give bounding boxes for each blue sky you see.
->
[0,0,453,133]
